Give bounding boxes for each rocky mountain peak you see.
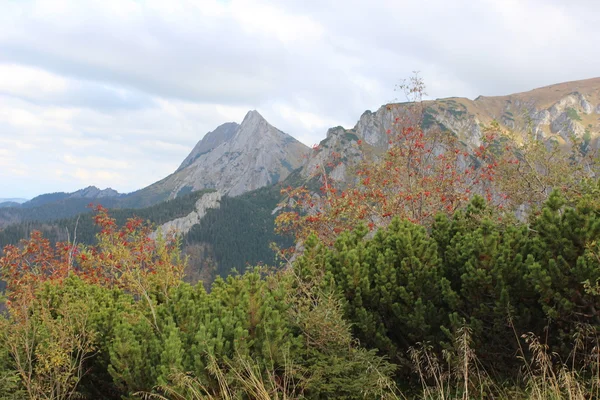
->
[177,122,239,171]
[241,109,266,124]
[69,186,121,199]
[131,110,310,200]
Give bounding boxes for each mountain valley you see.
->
[2,77,600,283]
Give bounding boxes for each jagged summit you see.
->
[16,78,600,213]
[177,111,276,172]
[177,122,239,171]
[129,110,310,202]
[70,186,120,199]
[241,109,264,122]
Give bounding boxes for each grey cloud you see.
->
[0,5,289,105]
[1,0,599,198]
[0,75,156,112]
[266,0,600,99]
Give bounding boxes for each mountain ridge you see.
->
[2,77,600,285]
[125,110,310,203]
[3,77,600,228]
[301,76,600,183]
[177,122,239,172]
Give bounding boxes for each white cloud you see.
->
[0,0,598,198]
[0,64,68,97]
[229,0,324,43]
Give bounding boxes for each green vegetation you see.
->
[1,74,599,397]
[0,190,214,248]
[343,131,360,142]
[421,109,437,129]
[0,180,299,288]
[446,108,466,118]
[421,107,449,131]
[0,188,286,285]
[502,111,515,122]
[1,191,599,398]
[280,158,294,172]
[0,197,122,228]
[184,185,291,278]
[567,107,582,121]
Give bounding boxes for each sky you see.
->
[0,0,599,199]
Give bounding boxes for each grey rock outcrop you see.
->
[151,191,222,238]
[300,78,600,187]
[68,186,121,199]
[177,122,239,171]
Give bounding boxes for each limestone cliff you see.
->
[150,191,222,238]
[302,77,600,183]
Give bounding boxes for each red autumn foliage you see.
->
[0,205,184,307]
[276,104,509,246]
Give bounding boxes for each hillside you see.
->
[0,198,27,203]
[0,111,309,225]
[0,185,291,285]
[2,78,600,399]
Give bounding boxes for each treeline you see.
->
[0,197,122,228]
[0,192,599,398]
[1,78,599,397]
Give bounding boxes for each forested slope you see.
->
[0,190,213,247]
[184,184,292,278]
[0,184,291,283]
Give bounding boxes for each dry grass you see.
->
[408,323,600,400]
[136,352,306,400]
[409,326,505,400]
[137,323,600,400]
[517,325,600,400]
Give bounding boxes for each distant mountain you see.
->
[68,186,121,199]
[0,202,23,209]
[20,192,70,208]
[0,186,123,228]
[0,111,308,225]
[0,188,289,286]
[124,110,309,207]
[0,190,215,248]
[0,198,28,204]
[22,186,122,208]
[0,198,28,208]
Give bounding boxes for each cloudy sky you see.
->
[0,0,598,198]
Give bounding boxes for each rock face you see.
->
[150,191,222,239]
[302,77,600,183]
[177,122,239,171]
[138,110,310,199]
[68,186,121,199]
